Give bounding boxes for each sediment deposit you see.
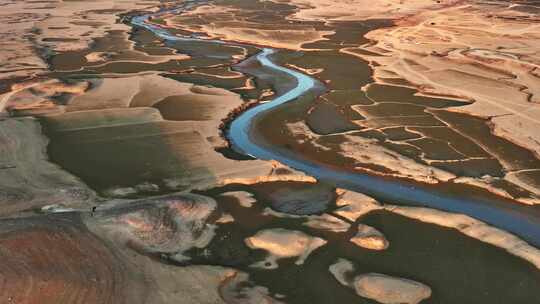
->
[0,0,540,303]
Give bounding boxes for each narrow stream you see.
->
[132,3,540,247]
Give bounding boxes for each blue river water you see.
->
[132,9,540,247]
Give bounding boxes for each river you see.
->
[132,1,540,247]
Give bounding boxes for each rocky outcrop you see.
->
[0,214,145,304]
[329,259,432,304]
[245,228,327,269]
[90,193,218,263]
[354,273,432,304]
[0,0,163,81]
[0,118,96,217]
[350,224,389,250]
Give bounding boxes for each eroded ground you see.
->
[0,0,539,303]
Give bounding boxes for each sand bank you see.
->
[0,0,163,81]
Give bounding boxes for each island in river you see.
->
[0,0,540,303]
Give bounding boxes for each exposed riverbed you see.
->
[1,0,539,303]
[129,1,540,247]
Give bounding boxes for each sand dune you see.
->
[353,1,540,201]
[271,0,462,21]
[0,118,96,217]
[0,0,163,81]
[161,3,334,50]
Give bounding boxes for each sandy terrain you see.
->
[0,0,540,303]
[334,188,540,269]
[161,2,334,49]
[350,223,389,250]
[271,0,463,21]
[359,2,540,148]
[0,0,165,82]
[0,193,291,304]
[0,71,283,202]
[287,120,456,183]
[37,73,293,196]
[245,228,327,269]
[0,118,96,217]
[218,0,540,204]
[353,1,540,198]
[330,259,432,304]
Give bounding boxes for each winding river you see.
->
[132,2,540,247]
